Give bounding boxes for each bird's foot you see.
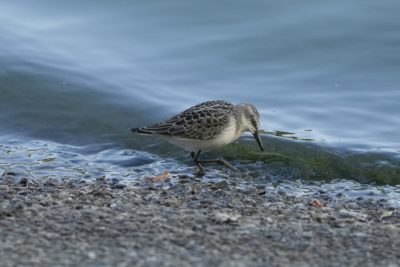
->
[217,159,238,172]
[196,159,238,172]
[195,162,206,173]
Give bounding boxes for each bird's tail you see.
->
[131,127,153,135]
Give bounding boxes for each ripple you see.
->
[1,136,400,208]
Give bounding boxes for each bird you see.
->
[131,100,264,172]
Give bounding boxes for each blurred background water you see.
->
[1,1,400,197]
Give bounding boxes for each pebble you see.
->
[0,175,399,267]
[213,212,241,224]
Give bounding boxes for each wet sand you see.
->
[1,173,399,267]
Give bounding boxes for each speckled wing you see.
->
[136,100,234,140]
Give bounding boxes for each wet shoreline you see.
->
[1,174,399,267]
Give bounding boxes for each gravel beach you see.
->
[1,173,399,267]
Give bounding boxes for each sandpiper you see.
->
[131,100,264,172]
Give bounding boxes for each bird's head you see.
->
[236,103,264,151]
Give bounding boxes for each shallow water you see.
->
[1,1,400,199]
[1,137,400,208]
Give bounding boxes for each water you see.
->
[1,1,400,203]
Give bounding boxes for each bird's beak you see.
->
[253,131,264,151]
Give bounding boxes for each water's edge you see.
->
[1,135,399,208]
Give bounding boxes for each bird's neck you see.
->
[233,107,251,135]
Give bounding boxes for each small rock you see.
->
[309,199,323,207]
[213,212,240,224]
[165,196,179,206]
[19,177,28,186]
[338,209,357,218]
[87,251,96,260]
[265,217,274,223]
[111,183,126,190]
[379,210,394,221]
[257,190,267,196]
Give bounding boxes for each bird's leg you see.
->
[192,150,205,173]
[193,150,238,172]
